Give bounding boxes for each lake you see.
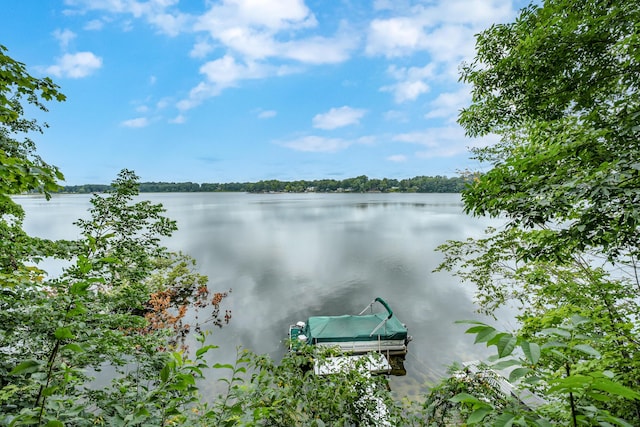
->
[16,192,510,396]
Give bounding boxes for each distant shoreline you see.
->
[56,174,472,194]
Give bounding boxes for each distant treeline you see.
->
[60,175,472,194]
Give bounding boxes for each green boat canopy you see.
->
[306,312,408,343]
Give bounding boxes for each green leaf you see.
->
[177,373,196,385]
[487,332,510,347]
[509,367,532,383]
[160,364,170,383]
[77,255,92,274]
[491,359,522,370]
[134,407,150,419]
[61,343,84,353]
[493,412,515,427]
[449,392,486,406]
[586,391,611,402]
[10,359,42,375]
[456,320,488,326]
[113,404,126,418]
[45,421,64,427]
[467,407,492,424]
[569,314,591,326]
[100,255,120,263]
[213,363,235,370]
[70,281,90,296]
[497,334,517,358]
[520,341,541,364]
[591,378,640,400]
[66,303,87,318]
[541,328,571,338]
[548,349,570,361]
[54,327,75,340]
[196,344,218,357]
[465,325,490,334]
[473,326,498,344]
[523,375,543,385]
[573,344,601,358]
[548,375,591,393]
[542,340,568,349]
[42,385,58,397]
[605,416,635,427]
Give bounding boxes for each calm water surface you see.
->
[17,192,511,395]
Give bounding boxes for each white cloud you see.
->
[156,98,171,109]
[422,24,476,64]
[380,64,435,103]
[52,28,76,50]
[177,82,220,111]
[387,154,408,163]
[366,0,515,61]
[214,26,277,59]
[258,110,277,119]
[194,0,353,64]
[394,129,440,147]
[194,0,312,60]
[436,0,514,27]
[312,106,366,130]
[387,63,435,83]
[424,87,471,122]
[121,19,134,32]
[84,19,104,30]
[64,0,358,115]
[197,0,317,34]
[373,0,397,11]
[280,136,350,153]
[280,35,355,64]
[121,117,149,128]
[177,55,294,110]
[169,114,186,124]
[59,0,518,118]
[45,52,102,78]
[190,39,214,58]
[366,18,425,58]
[393,126,500,158]
[279,135,373,153]
[382,80,429,103]
[200,54,266,86]
[148,12,189,36]
[383,110,408,122]
[64,0,188,36]
[234,0,317,29]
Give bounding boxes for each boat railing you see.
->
[358,297,394,337]
[370,319,388,337]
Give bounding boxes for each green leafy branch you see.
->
[449,315,640,426]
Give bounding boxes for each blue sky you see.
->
[3,0,527,185]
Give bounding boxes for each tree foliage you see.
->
[0,170,232,425]
[0,46,233,425]
[434,0,640,424]
[60,174,471,194]
[459,0,640,261]
[426,317,640,426]
[0,44,65,199]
